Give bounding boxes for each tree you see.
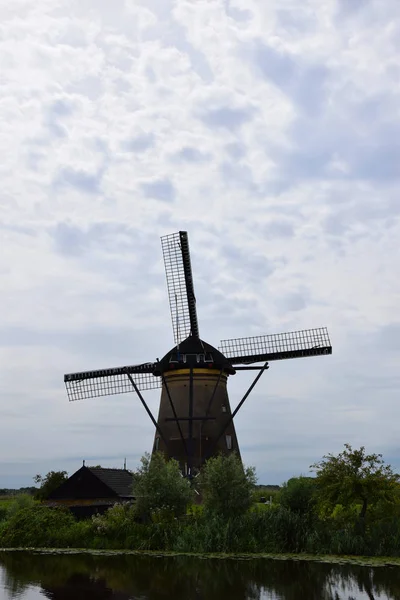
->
[279,476,316,516]
[200,452,257,519]
[310,444,399,527]
[133,452,193,520]
[34,471,68,501]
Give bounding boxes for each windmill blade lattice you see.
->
[219,327,332,365]
[161,231,199,345]
[64,363,161,401]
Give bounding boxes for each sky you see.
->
[1,0,400,488]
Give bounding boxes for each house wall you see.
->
[45,497,134,520]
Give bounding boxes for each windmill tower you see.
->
[64,231,332,478]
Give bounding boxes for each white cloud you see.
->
[1,0,400,486]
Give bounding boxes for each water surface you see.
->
[1,551,399,599]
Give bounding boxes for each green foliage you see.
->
[329,503,359,529]
[2,446,400,557]
[0,496,15,514]
[89,503,183,551]
[0,505,8,523]
[252,486,280,504]
[0,487,36,496]
[133,452,193,521]
[279,477,317,516]
[200,452,257,519]
[34,471,68,501]
[187,503,204,517]
[3,500,400,556]
[6,494,36,518]
[311,444,399,524]
[91,504,141,548]
[1,504,78,547]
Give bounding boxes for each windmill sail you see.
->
[64,363,160,401]
[161,231,199,344]
[219,327,332,365]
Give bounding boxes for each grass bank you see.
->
[2,548,400,568]
[1,501,400,558]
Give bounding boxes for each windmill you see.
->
[64,231,332,478]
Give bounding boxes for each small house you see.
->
[45,465,135,519]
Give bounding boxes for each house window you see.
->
[155,437,160,451]
[226,434,232,450]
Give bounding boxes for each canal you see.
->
[1,551,399,599]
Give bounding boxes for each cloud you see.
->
[174,146,211,163]
[43,98,75,138]
[141,178,176,202]
[252,43,329,115]
[260,220,295,239]
[336,0,371,17]
[226,5,252,23]
[198,105,255,130]
[1,0,400,487]
[51,221,145,258]
[53,223,87,256]
[280,292,308,313]
[121,132,156,153]
[53,167,102,195]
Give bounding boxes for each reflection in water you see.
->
[0,551,399,600]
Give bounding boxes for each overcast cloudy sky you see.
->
[1,0,399,488]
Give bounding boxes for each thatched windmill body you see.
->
[64,232,332,477]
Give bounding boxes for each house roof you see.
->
[88,467,134,498]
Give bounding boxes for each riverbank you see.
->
[2,548,400,568]
[2,501,400,558]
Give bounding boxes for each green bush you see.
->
[279,477,316,516]
[311,444,399,527]
[1,505,77,547]
[200,453,256,519]
[6,494,36,518]
[133,453,193,521]
[0,505,8,523]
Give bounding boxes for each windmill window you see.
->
[222,404,227,413]
[155,437,160,451]
[226,435,232,450]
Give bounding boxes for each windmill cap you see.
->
[154,335,235,376]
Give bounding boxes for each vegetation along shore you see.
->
[1,445,400,557]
